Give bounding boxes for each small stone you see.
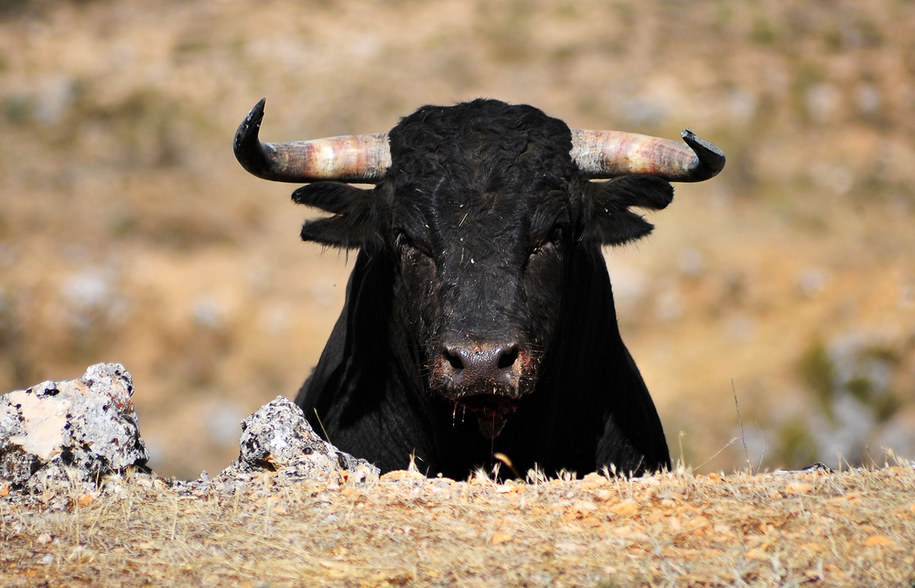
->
[609,499,639,516]
[785,481,814,495]
[381,470,427,482]
[863,535,895,548]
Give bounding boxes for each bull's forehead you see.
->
[397,190,570,273]
[392,158,573,260]
[387,99,574,194]
[396,170,567,233]
[386,99,576,255]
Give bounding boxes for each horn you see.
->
[571,128,725,182]
[234,98,391,184]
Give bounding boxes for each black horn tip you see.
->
[234,98,271,177]
[248,97,266,124]
[234,98,266,150]
[680,129,726,181]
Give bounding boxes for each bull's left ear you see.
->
[581,175,673,246]
[291,182,382,249]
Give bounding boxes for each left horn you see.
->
[234,98,391,183]
[571,128,725,182]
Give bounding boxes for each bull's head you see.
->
[235,98,725,439]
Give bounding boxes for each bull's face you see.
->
[384,132,576,437]
[233,98,725,439]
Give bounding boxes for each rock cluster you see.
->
[1,364,377,495]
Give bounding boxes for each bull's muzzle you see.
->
[440,342,522,392]
[434,340,536,439]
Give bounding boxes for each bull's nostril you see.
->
[497,346,519,369]
[443,349,464,371]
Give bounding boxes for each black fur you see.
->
[293,99,671,478]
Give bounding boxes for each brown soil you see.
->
[1,0,914,480]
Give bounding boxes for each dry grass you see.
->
[2,0,914,478]
[2,461,914,586]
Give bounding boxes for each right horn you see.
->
[571,128,725,182]
[234,98,391,184]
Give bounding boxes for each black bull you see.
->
[234,98,725,478]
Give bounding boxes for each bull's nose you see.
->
[440,342,520,388]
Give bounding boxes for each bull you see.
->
[234,98,725,478]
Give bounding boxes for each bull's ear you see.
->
[291,182,381,249]
[581,175,673,246]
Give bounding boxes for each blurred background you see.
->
[1,0,913,479]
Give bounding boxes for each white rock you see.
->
[0,363,148,491]
[220,396,378,483]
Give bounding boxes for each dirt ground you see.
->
[2,463,914,586]
[1,0,914,482]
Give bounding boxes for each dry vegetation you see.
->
[2,0,915,583]
[2,462,915,586]
[2,0,914,478]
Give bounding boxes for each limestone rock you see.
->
[0,363,148,491]
[219,396,378,484]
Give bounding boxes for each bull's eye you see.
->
[394,229,429,258]
[394,229,410,249]
[530,225,564,256]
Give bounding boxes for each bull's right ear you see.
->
[291,182,381,249]
[581,175,673,246]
